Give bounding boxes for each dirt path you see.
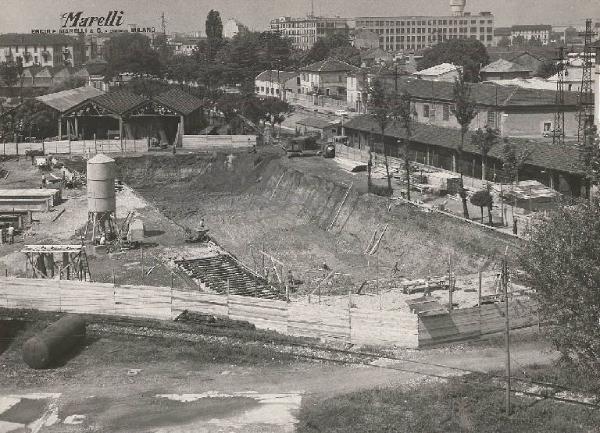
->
[0,330,558,433]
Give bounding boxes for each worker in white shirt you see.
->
[7,225,14,244]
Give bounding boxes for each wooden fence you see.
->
[0,277,419,347]
[181,135,257,151]
[418,298,538,347]
[1,139,148,156]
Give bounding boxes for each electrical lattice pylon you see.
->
[553,46,566,146]
[577,19,595,144]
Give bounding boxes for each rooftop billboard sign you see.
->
[31,11,156,34]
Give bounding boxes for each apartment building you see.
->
[269,16,352,50]
[0,33,83,68]
[510,25,552,46]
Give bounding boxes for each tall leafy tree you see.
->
[579,125,600,191]
[368,78,398,193]
[470,189,493,224]
[104,33,162,80]
[501,140,531,184]
[206,10,224,60]
[452,71,477,218]
[519,198,600,379]
[471,125,500,181]
[397,92,415,201]
[0,61,19,98]
[419,39,489,82]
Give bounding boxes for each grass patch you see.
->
[297,365,600,433]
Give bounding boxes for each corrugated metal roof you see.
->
[36,86,105,113]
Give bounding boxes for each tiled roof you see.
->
[481,59,532,73]
[153,88,204,115]
[300,58,358,73]
[343,115,584,174]
[0,33,79,46]
[392,77,578,107]
[91,90,147,115]
[255,70,298,82]
[36,86,105,113]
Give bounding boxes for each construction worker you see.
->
[7,225,14,245]
[41,174,47,189]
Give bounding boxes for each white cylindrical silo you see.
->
[450,0,466,16]
[87,154,116,214]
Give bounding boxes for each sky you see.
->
[1,0,599,34]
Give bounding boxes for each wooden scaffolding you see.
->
[23,244,92,281]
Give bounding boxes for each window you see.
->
[487,111,496,127]
[543,122,552,132]
[443,104,450,121]
[260,86,265,92]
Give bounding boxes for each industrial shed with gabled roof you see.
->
[343,114,586,196]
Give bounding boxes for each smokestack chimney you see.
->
[450,0,466,16]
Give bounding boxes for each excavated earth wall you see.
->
[116,151,514,293]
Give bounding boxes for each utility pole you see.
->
[576,19,595,144]
[502,251,511,416]
[553,46,566,146]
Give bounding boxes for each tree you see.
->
[497,36,511,48]
[418,39,489,82]
[452,71,477,218]
[368,78,397,193]
[0,61,19,98]
[16,57,24,102]
[329,46,362,67]
[501,140,531,184]
[470,189,493,224]
[303,38,330,64]
[512,35,526,47]
[104,33,162,80]
[471,125,500,181]
[206,10,224,61]
[537,60,559,78]
[579,125,600,189]
[397,92,415,201]
[519,198,600,378]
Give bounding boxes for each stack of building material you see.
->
[175,254,284,300]
[0,189,61,212]
[397,276,448,294]
[425,172,461,194]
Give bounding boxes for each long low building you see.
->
[343,114,586,197]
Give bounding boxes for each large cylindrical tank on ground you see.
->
[22,315,86,369]
[450,0,466,15]
[87,154,116,213]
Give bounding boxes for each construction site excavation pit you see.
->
[115,149,518,309]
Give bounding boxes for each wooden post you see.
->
[448,254,453,311]
[119,116,124,151]
[112,267,116,287]
[502,254,511,416]
[58,116,62,140]
[141,243,144,281]
[478,268,482,307]
[227,279,231,317]
[348,288,352,343]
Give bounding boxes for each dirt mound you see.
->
[119,151,514,293]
